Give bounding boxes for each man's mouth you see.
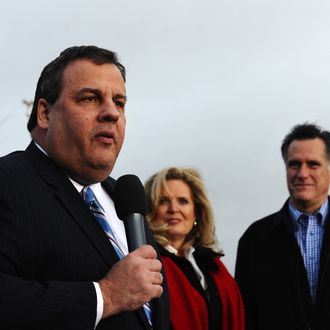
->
[294,183,312,188]
[95,131,115,144]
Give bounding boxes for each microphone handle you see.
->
[124,213,147,251]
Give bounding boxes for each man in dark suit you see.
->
[0,45,169,330]
[235,123,330,330]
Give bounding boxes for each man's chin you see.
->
[291,191,312,201]
[91,155,117,170]
[294,195,312,204]
[72,163,114,185]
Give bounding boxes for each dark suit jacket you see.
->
[235,199,330,330]
[0,142,169,330]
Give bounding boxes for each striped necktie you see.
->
[82,187,152,326]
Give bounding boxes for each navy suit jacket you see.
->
[0,142,169,330]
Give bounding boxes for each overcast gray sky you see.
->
[1,0,330,274]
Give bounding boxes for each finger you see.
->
[148,259,162,272]
[152,272,163,285]
[153,285,163,298]
[132,245,157,259]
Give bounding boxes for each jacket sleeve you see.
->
[0,272,96,330]
[235,231,257,330]
[0,176,97,330]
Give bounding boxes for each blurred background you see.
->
[1,0,330,274]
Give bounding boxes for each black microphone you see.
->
[114,174,147,252]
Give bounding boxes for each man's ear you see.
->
[37,99,50,129]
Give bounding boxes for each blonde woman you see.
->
[145,167,245,330]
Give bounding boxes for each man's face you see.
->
[38,59,126,184]
[286,138,330,213]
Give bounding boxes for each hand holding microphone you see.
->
[99,174,163,319]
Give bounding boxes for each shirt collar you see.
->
[164,244,195,258]
[34,141,48,156]
[289,198,329,228]
[70,179,102,195]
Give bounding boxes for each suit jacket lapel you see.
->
[317,197,330,307]
[25,142,119,268]
[275,201,313,326]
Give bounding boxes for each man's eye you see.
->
[114,100,125,109]
[289,164,299,169]
[85,96,98,102]
[308,162,320,168]
[288,161,300,168]
[79,95,99,103]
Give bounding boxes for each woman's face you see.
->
[155,179,196,250]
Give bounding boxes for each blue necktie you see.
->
[82,187,152,326]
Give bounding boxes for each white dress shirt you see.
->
[70,180,128,328]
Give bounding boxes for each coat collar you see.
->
[270,199,295,233]
[271,197,330,233]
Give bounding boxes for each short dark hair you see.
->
[281,123,330,162]
[27,45,126,132]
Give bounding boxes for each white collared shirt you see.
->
[71,180,128,254]
[70,180,129,327]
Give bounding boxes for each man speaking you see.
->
[0,45,169,330]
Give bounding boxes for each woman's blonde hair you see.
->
[144,167,219,256]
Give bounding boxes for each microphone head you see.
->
[114,174,147,220]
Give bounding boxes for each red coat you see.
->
[161,250,245,330]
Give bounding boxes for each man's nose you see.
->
[297,164,309,178]
[98,100,120,122]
